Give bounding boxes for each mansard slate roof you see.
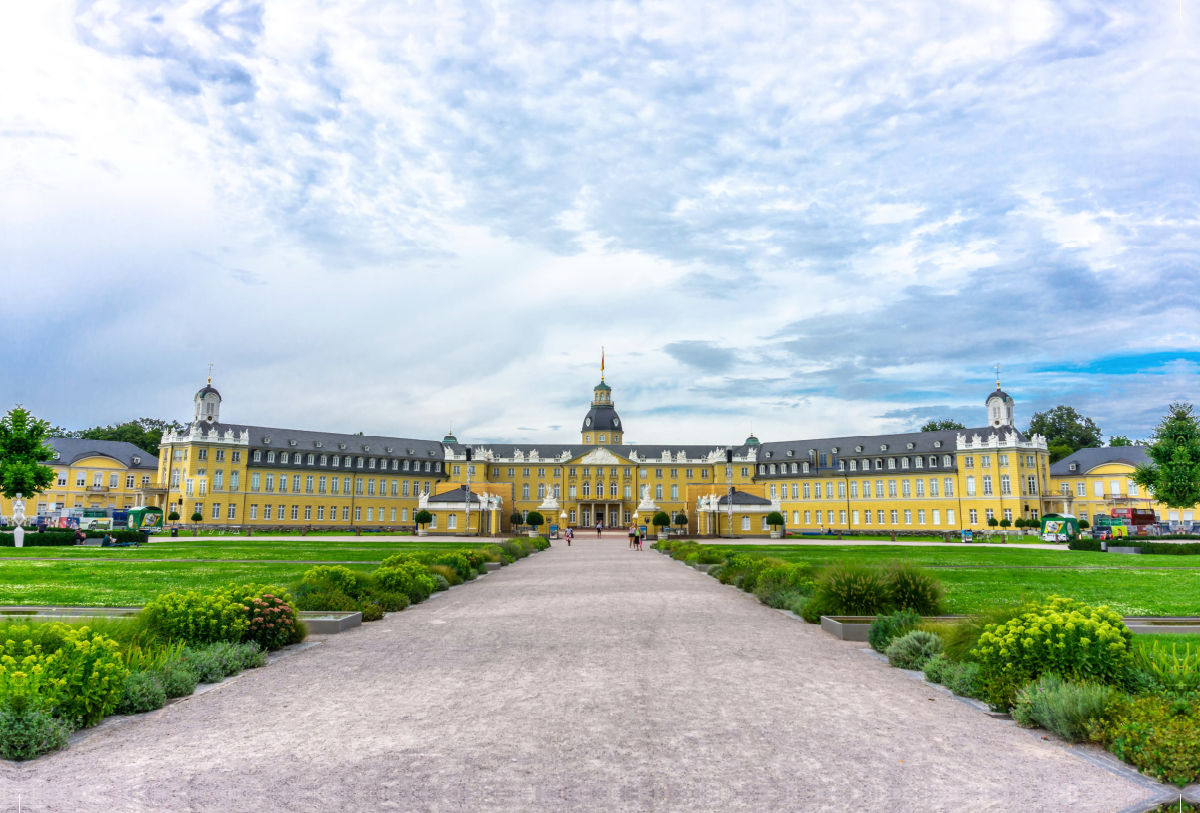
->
[1050,446,1149,476]
[180,422,446,460]
[197,385,221,398]
[442,442,753,462]
[756,426,1018,465]
[717,490,772,506]
[427,486,484,505]
[48,438,158,469]
[987,389,1012,403]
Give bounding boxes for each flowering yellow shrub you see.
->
[0,625,127,727]
[973,596,1132,710]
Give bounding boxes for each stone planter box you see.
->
[527,530,540,538]
[1123,617,1200,635]
[657,532,668,540]
[770,531,782,539]
[821,615,969,641]
[1108,546,1141,554]
[417,529,428,537]
[484,561,502,571]
[298,611,361,634]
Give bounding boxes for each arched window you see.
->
[281,452,289,464]
[583,482,591,497]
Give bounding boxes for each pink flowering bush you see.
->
[220,584,304,651]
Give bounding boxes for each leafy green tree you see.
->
[414,510,433,529]
[673,512,688,528]
[190,512,203,523]
[1027,406,1102,462]
[652,511,671,528]
[526,511,544,529]
[0,407,56,500]
[1109,435,1137,447]
[987,516,999,528]
[509,511,523,529]
[765,511,785,529]
[999,518,1011,529]
[57,418,183,458]
[1131,402,1200,509]
[920,419,966,432]
[168,511,180,521]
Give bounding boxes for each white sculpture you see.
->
[11,493,25,548]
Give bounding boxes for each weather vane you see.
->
[207,363,214,384]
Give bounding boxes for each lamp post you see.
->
[725,448,734,539]
[464,447,473,537]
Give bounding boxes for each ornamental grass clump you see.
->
[813,561,892,617]
[886,561,943,616]
[432,553,475,582]
[869,610,921,653]
[427,564,461,586]
[1011,674,1113,743]
[973,596,1132,711]
[754,563,815,609]
[884,630,942,670]
[1131,641,1200,696]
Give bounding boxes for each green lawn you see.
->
[714,544,1200,617]
[0,537,475,562]
[0,537,485,606]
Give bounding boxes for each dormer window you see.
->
[386,447,393,453]
[855,446,863,453]
[263,437,271,444]
[315,442,323,448]
[906,442,914,450]
[934,441,942,448]
[831,447,838,454]
[802,462,810,473]
[765,451,772,458]
[1069,463,1078,471]
[339,443,346,450]
[786,450,793,457]
[363,446,371,452]
[132,456,140,465]
[289,439,297,446]
[880,444,888,451]
[407,448,414,454]
[280,452,289,464]
[267,452,276,463]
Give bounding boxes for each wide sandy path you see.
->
[0,536,1151,812]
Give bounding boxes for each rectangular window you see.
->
[741,516,750,530]
[263,505,272,520]
[304,505,312,520]
[852,510,859,524]
[804,510,811,524]
[186,478,195,496]
[837,481,846,499]
[402,480,409,497]
[982,475,993,496]
[981,455,991,468]
[367,479,376,496]
[306,475,314,494]
[671,484,679,500]
[873,480,882,498]
[1110,479,1122,496]
[1000,474,1011,495]
[985,508,994,521]
[877,510,885,524]
[929,478,938,497]
[522,483,530,499]
[1003,508,1013,522]
[966,476,976,496]
[356,478,364,496]
[839,510,846,524]
[901,458,909,470]
[77,472,87,487]
[569,485,577,499]
[448,514,457,529]
[849,482,858,498]
[355,506,362,521]
[318,476,327,494]
[655,485,663,500]
[890,509,899,525]
[803,482,811,498]
[343,506,349,520]
[741,467,749,477]
[932,509,940,525]
[814,482,822,499]
[917,509,925,524]
[622,485,629,499]
[538,483,546,499]
[888,480,897,498]
[211,503,221,519]
[125,474,135,489]
[228,504,236,519]
[317,506,325,521]
[969,508,978,524]
[944,478,953,497]
[291,505,299,520]
[903,509,912,524]
[915,479,924,497]
[999,454,1009,467]
[947,509,955,526]
[366,507,374,521]
[769,484,777,498]
[1127,481,1137,496]
[250,504,258,519]
[901,479,911,497]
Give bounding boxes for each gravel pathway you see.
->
[0,536,1152,812]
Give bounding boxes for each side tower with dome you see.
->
[194,378,222,425]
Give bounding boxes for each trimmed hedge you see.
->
[0,529,145,547]
[1068,537,1103,552]
[1140,541,1200,556]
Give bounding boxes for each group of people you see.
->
[627,524,646,550]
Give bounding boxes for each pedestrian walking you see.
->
[566,528,573,546]
[596,521,602,538]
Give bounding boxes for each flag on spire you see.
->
[601,347,605,380]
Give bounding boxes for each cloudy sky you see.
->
[2,0,1196,446]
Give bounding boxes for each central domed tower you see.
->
[581,377,622,445]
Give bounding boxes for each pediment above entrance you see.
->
[577,447,627,465]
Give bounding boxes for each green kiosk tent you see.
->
[1039,514,1080,542]
[127,506,164,532]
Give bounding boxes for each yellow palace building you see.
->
[6,370,1113,537]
